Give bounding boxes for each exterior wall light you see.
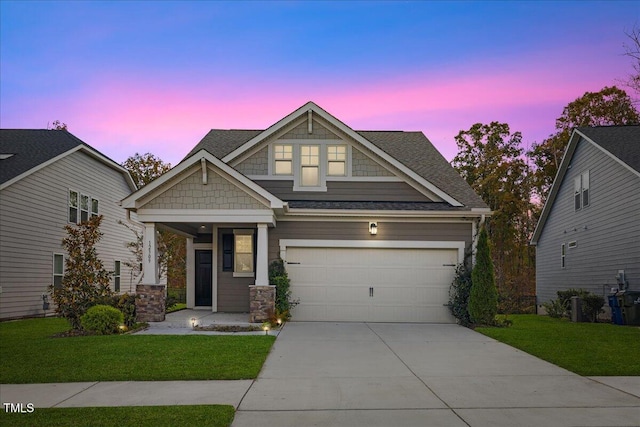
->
[369,222,378,235]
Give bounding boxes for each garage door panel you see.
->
[287,246,457,323]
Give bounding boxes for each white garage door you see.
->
[286,246,458,323]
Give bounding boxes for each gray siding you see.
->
[216,228,252,312]
[536,138,640,304]
[255,180,432,202]
[0,151,139,320]
[267,221,472,264]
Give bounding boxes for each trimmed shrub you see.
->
[269,259,299,321]
[80,305,124,335]
[542,298,566,318]
[448,263,473,326]
[581,293,605,322]
[469,226,498,325]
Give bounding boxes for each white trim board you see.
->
[279,239,465,265]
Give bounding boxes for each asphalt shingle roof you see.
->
[0,129,87,185]
[185,129,487,209]
[578,125,640,173]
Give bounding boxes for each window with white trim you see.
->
[114,260,121,292]
[233,229,254,277]
[91,198,99,218]
[300,145,320,186]
[80,194,90,222]
[561,244,566,268]
[574,170,590,210]
[327,145,346,176]
[68,190,99,224]
[53,253,64,289]
[69,190,79,223]
[274,144,293,175]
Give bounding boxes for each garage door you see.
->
[286,246,458,323]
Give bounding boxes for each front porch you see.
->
[133,309,281,336]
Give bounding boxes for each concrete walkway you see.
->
[1,321,639,427]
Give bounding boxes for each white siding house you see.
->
[0,129,139,320]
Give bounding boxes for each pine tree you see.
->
[469,226,498,325]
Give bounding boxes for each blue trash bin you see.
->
[608,294,624,325]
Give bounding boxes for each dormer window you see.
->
[274,144,293,175]
[300,145,320,186]
[327,145,346,176]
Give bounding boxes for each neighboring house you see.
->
[122,102,490,323]
[531,125,640,308]
[0,129,138,320]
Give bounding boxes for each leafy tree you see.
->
[469,226,498,325]
[528,86,639,202]
[452,122,536,305]
[49,120,68,131]
[121,153,185,291]
[622,25,640,97]
[48,216,113,330]
[122,152,172,189]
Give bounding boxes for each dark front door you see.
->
[195,250,212,306]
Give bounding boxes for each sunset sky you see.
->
[1,1,637,166]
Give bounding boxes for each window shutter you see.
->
[222,234,233,271]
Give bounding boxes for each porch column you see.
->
[136,222,165,322]
[142,223,159,284]
[186,237,195,308]
[255,224,269,286]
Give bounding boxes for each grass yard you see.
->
[0,405,235,427]
[476,314,640,376]
[0,318,275,384]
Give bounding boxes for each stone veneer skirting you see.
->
[136,284,166,322]
[249,285,275,323]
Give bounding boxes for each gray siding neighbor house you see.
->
[123,102,490,323]
[0,129,139,320]
[531,125,640,308]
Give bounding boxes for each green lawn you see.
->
[0,405,234,427]
[0,317,275,384]
[476,314,640,376]
[167,303,187,313]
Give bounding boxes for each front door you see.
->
[195,250,212,306]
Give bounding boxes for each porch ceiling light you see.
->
[369,221,378,235]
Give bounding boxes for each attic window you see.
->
[0,154,14,160]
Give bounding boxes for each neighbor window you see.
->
[91,198,99,218]
[574,170,590,210]
[300,145,320,186]
[69,190,79,223]
[561,244,566,268]
[53,254,64,289]
[274,144,293,175]
[80,194,90,222]
[327,145,346,176]
[114,261,121,292]
[233,230,254,276]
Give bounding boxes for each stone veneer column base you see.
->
[136,284,166,322]
[249,285,275,323]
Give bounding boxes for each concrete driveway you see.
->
[233,322,640,427]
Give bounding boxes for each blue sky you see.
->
[1,1,637,165]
